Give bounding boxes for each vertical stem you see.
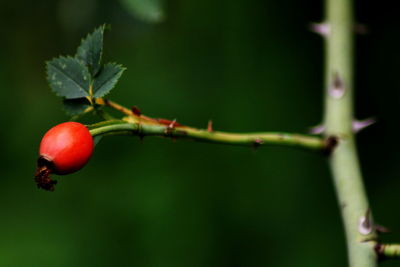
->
[324,1,377,267]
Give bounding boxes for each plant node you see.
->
[322,135,339,155]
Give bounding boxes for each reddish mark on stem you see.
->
[322,135,339,155]
[330,72,345,99]
[252,138,264,151]
[131,106,142,116]
[207,120,213,132]
[158,118,183,127]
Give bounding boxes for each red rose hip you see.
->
[35,122,94,191]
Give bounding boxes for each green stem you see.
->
[376,244,400,259]
[88,120,326,151]
[324,1,377,266]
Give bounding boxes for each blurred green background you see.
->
[1,0,400,266]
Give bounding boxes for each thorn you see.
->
[157,119,183,127]
[132,106,142,116]
[310,22,330,37]
[359,208,373,235]
[310,22,367,36]
[309,124,325,135]
[333,72,344,88]
[164,119,177,135]
[375,224,390,234]
[207,120,213,132]
[168,119,177,129]
[329,72,345,99]
[353,118,376,133]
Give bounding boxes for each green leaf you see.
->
[63,98,91,116]
[76,25,106,76]
[119,0,165,23]
[92,63,126,98]
[46,57,91,99]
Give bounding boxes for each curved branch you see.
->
[88,120,327,151]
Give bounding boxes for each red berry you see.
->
[35,122,94,191]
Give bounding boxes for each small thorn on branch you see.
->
[207,120,213,132]
[329,72,346,99]
[310,22,367,36]
[375,224,390,234]
[158,118,182,127]
[168,119,177,129]
[358,208,373,235]
[164,119,177,135]
[309,124,325,135]
[353,118,376,133]
[310,22,330,37]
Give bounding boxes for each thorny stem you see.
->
[90,98,330,151]
[88,120,328,151]
[324,0,377,266]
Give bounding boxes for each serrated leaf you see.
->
[47,57,91,99]
[76,25,106,76]
[92,63,126,98]
[120,0,165,23]
[63,98,91,116]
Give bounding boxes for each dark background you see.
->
[0,0,399,266]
